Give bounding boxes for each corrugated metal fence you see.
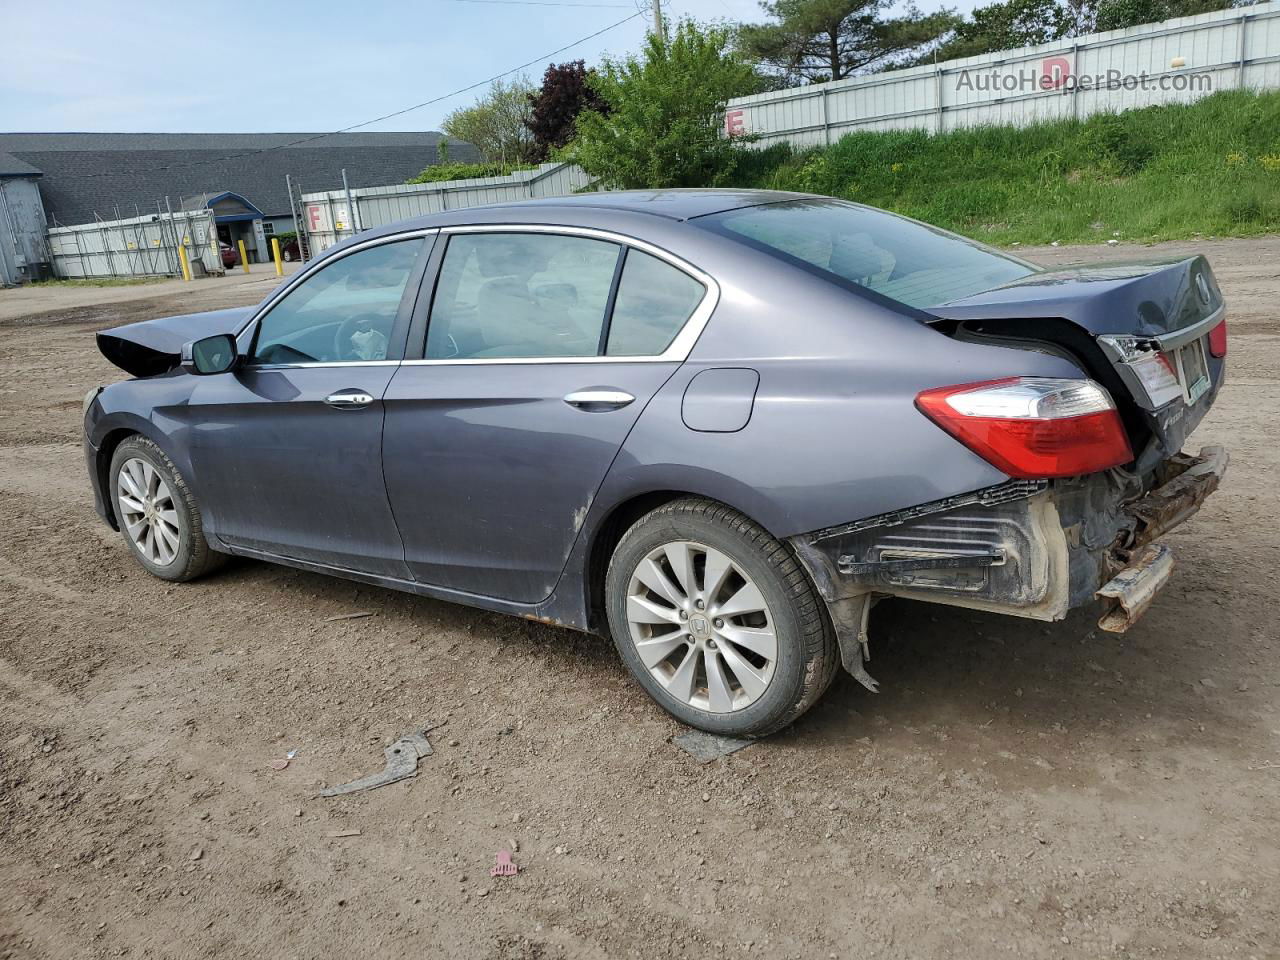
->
[300,162,594,254]
[725,2,1280,147]
[47,209,222,279]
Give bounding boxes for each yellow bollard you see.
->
[177,244,192,282]
[210,239,219,273]
[271,237,283,277]
[238,239,250,274]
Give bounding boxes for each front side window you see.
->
[699,199,1034,310]
[252,237,426,364]
[426,233,620,359]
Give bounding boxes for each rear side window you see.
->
[426,233,620,359]
[606,251,706,357]
[699,199,1034,309]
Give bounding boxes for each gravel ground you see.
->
[1,237,1277,960]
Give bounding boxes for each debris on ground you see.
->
[490,851,518,877]
[326,829,362,839]
[324,611,374,622]
[672,729,755,763]
[319,729,435,797]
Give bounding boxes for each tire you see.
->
[605,497,839,737]
[108,435,224,582]
[282,250,294,262]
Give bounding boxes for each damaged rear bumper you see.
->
[791,445,1228,646]
[1091,443,1227,631]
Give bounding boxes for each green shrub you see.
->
[1078,113,1153,175]
[407,162,535,185]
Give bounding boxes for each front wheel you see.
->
[109,436,224,582]
[605,498,839,737]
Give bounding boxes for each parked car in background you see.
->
[83,190,1227,736]
[278,236,301,262]
[219,241,238,269]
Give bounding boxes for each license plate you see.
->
[1176,338,1211,405]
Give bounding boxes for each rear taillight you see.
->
[916,377,1134,479]
[1208,319,1228,358]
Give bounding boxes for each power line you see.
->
[55,10,644,181]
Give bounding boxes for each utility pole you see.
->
[651,0,664,43]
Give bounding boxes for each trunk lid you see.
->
[929,256,1225,468]
[97,306,254,378]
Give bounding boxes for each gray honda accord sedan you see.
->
[83,190,1227,736]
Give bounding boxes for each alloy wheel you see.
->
[117,457,181,566]
[624,540,778,714]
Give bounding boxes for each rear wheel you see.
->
[605,498,839,737]
[109,436,224,582]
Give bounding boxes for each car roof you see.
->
[480,188,817,221]
[361,188,819,239]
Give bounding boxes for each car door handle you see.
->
[325,389,375,410]
[563,389,635,411]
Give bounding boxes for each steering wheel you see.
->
[333,312,388,361]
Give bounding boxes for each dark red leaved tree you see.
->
[526,60,610,161]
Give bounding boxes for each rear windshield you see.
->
[698,198,1035,310]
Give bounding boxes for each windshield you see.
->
[699,198,1036,310]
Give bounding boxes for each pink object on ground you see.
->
[490,850,518,877]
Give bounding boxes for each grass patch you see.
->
[733,89,1280,246]
[31,276,169,288]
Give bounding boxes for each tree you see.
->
[930,0,1237,59]
[737,0,960,84]
[570,21,763,189]
[1060,0,1099,35]
[927,0,1071,60]
[1095,0,1237,30]
[442,77,538,166]
[526,60,610,161]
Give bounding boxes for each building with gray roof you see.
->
[0,131,477,269]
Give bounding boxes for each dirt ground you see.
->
[1,237,1277,960]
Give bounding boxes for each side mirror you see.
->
[182,334,240,375]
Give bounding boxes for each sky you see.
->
[0,0,974,135]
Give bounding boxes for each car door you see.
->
[381,226,717,603]
[184,231,435,577]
